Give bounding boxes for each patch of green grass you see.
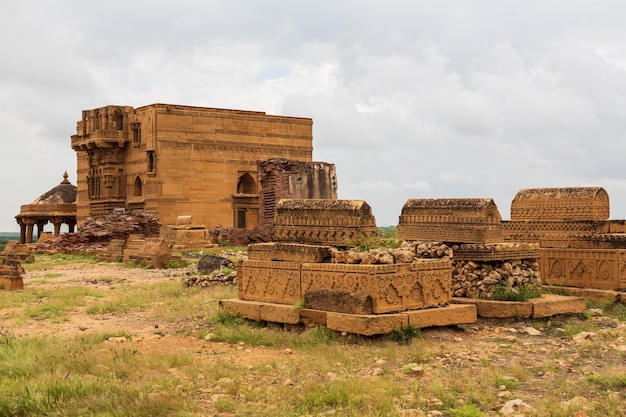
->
[391,324,422,345]
[587,374,626,389]
[495,375,520,390]
[25,253,99,271]
[444,403,485,417]
[43,272,64,278]
[485,284,542,302]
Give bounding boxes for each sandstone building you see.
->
[71,104,315,230]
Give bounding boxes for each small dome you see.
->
[31,171,77,205]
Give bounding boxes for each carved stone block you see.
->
[301,261,451,314]
[398,198,503,243]
[272,199,380,245]
[541,248,625,290]
[405,304,477,327]
[238,260,302,304]
[510,187,610,221]
[247,242,332,263]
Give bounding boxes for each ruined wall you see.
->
[72,104,313,228]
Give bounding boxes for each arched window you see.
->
[133,176,143,197]
[237,173,256,194]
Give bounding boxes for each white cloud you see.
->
[4,1,626,230]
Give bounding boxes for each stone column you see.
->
[36,221,47,239]
[68,221,76,233]
[25,220,35,244]
[53,217,62,236]
[18,220,26,244]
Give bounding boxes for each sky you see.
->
[3,1,626,232]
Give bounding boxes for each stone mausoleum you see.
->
[71,104,320,230]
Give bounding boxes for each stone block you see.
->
[326,312,408,336]
[510,187,609,221]
[304,288,373,314]
[452,298,533,318]
[218,299,263,321]
[247,242,332,263]
[272,199,380,245]
[406,304,477,328]
[541,248,625,290]
[301,261,451,313]
[259,303,301,324]
[544,286,621,304]
[398,198,503,243]
[299,308,328,327]
[0,265,24,290]
[238,260,302,304]
[529,294,586,318]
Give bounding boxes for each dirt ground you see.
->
[4,262,626,416]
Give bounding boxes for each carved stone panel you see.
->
[301,261,451,314]
[247,242,332,263]
[397,198,503,243]
[510,187,610,221]
[238,260,302,304]
[541,248,624,290]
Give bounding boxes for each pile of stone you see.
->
[182,254,240,287]
[329,241,541,298]
[35,212,161,253]
[451,259,541,298]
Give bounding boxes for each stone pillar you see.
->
[25,220,35,244]
[53,219,62,236]
[18,220,26,244]
[36,221,47,239]
[68,221,76,233]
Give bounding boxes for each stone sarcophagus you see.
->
[238,257,451,314]
[504,186,626,290]
[272,199,380,245]
[397,198,503,243]
[503,187,613,241]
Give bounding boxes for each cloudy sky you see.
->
[3,1,626,232]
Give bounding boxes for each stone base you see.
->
[218,299,477,335]
[544,285,624,305]
[451,294,586,318]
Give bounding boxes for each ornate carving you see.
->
[238,260,302,304]
[510,187,610,221]
[272,199,380,245]
[541,248,625,290]
[397,198,503,243]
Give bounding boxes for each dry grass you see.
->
[0,256,624,416]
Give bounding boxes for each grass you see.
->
[485,284,542,302]
[1,255,626,416]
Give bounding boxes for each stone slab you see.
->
[304,288,373,314]
[302,261,451,314]
[299,308,328,327]
[238,260,302,304]
[326,312,408,336]
[528,294,586,318]
[218,299,263,321]
[259,303,301,324]
[406,304,477,328]
[247,242,332,263]
[543,285,623,304]
[452,298,533,318]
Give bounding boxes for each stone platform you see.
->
[219,299,477,336]
[451,294,586,319]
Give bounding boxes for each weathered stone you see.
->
[219,299,262,321]
[397,198,503,243]
[238,260,302,304]
[197,255,234,274]
[299,308,328,327]
[304,288,373,314]
[405,304,476,328]
[272,199,380,245]
[247,242,332,263]
[529,294,586,318]
[452,298,533,319]
[326,312,408,336]
[259,303,300,324]
[0,263,24,290]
